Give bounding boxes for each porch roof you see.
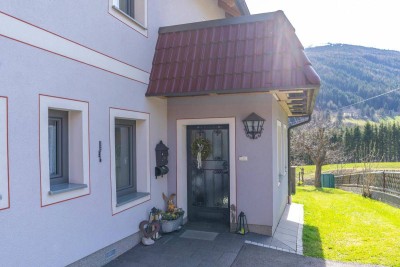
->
[146,11,321,116]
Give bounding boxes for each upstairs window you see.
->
[118,0,135,19]
[110,0,148,36]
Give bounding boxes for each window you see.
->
[283,124,288,175]
[118,0,135,18]
[109,0,148,36]
[277,121,283,183]
[115,119,136,204]
[40,95,90,207]
[277,121,288,185]
[0,96,9,210]
[110,108,150,214]
[48,110,69,185]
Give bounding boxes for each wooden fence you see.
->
[335,171,400,196]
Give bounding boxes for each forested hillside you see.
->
[306,44,400,120]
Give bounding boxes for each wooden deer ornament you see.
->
[162,193,176,212]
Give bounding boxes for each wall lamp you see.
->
[243,112,265,139]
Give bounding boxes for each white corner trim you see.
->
[0,12,149,83]
[109,108,150,215]
[176,118,236,221]
[0,97,10,210]
[39,95,90,206]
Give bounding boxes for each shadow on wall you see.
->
[303,224,324,259]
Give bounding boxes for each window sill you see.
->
[112,5,147,30]
[49,183,88,195]
[116,192,150,207]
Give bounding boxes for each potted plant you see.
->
[160,208,185,233]
[160,193,185,233]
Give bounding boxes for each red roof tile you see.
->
[146,11,321,115]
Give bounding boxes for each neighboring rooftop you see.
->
[146,11,320,116]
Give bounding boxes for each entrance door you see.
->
[187,124,230,224]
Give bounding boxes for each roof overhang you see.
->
[218,0,250,17]
[146,11,321,117]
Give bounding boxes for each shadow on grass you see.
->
[303,225,325,259]
[298,186,349,195]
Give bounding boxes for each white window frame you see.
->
[110,108,150,215]
[277,120,283,185]
[39,95,90,207]
[109,0,148,36]
[0,97,10,210]
[283,124,288,175]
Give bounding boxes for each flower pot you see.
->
[160,216,183,233]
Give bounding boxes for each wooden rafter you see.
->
[218,0,241,17]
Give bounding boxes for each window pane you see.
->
[48,110,68,185]
[115,125,132,190]
[48,119,60,177]
[119,0,134,17]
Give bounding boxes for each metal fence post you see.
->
[383,171,386,192]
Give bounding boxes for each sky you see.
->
[246,0,400,52]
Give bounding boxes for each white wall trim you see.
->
[0,97,10,210]
[0,11,149,83]
[109,108,151,215]
[39,95,90,206]
[176,117,236,221]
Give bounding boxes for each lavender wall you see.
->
[0,0,225,72]
[0,1,225,266]
[167,94,277,229]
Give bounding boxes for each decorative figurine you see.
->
[139,220,160,246]
[162,193,176,212]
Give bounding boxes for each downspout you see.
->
[287,115,312,203]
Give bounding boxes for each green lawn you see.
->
[292,186,400,267]
[296,162,400,179]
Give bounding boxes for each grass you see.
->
[296,162,400,179]
[293,186,400,267]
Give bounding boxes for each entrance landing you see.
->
[245,203,304,254]
[105,204,373,266]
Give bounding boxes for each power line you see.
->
[337,87,400,111]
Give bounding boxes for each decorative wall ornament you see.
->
[191,137,211,169]
[155,141,169,178]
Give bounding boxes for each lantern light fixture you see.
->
[236,211,249,235]
[242,112,265,139]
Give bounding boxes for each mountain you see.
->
[305,44,400,120]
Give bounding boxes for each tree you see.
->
[291,113,343,187]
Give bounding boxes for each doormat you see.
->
[179,230,219,241]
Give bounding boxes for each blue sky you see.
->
[246,0,400,52]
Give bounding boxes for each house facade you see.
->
[0,1,319,266]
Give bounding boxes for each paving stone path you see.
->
[106,205,379,267]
